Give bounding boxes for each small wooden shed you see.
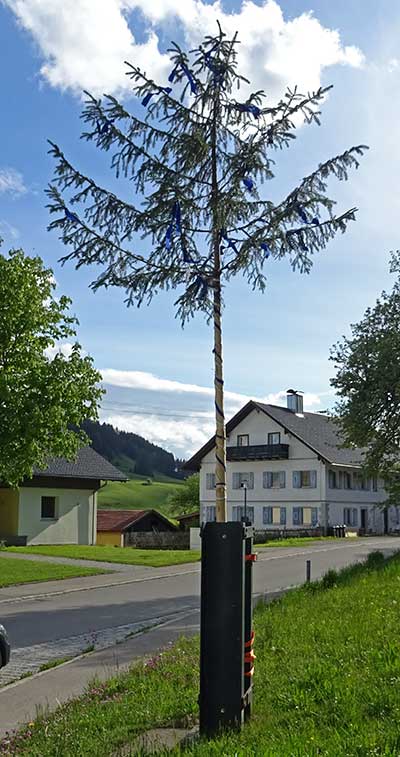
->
[97,509,177,547]
[174,511,200,531]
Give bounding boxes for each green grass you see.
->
[97,474,184,515]
[0,555,104,587]
[4,551,400,756]
[6,545,201,567]
[255,536,340,548]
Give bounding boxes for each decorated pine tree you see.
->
[47,24,367,522]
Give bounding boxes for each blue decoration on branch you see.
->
[65,209,79,223]
[235,102,261,118]
[243,177,254,191]
[96,118,113,135]
[295,204,320,226]
[261,242,271,258]
[142,86,172,108]
[172,201,181,234]
[165,223,173,251]
[220,229,239,255]
[168,63,197,94]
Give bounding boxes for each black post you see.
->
[306,559,311,582]
[200,521,254,736]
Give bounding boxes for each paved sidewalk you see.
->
[0,609,200,737]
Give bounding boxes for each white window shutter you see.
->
[293,471,301,488]
[248,472,254,489]
[310,470,317,488]
[232,473,240,489]
[280,471,286,488]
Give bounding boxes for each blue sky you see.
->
[1,0,399,457]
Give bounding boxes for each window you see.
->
[328,470,336,489]
[293,470,317,488]
[361,478,370,491]
[343,472,352,490]
[237,434,249,447]
[232,506,254,523]
[267,432,281,446]
[344,507,358,527]
[204,506,216,522]
[263,506,272,525]
[292,507,318,526]
[263,471,285,489]
[263,506,286,525]
[293,507,303,525]
[41,496,56,520]
[353,473,363,491]
[372,477,378,492]
[206,473,216,490]
[232,472,254,489]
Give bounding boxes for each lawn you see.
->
[255,536,339,548]
[0,556,104,587]
[3,551,400,756]
[6,545,201,567]
[97,475,184,515]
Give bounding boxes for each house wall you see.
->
[18,487,97,545]
[200,408,327,530]
[325,468,388,534]
[97,530,123,547]
[0,489,19,536]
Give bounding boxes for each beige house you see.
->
[0,447,127,546]
[186,390,397,535]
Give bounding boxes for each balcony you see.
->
[227,443,289,462]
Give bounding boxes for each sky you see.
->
[1,0,399,458]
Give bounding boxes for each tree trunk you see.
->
[210,89,227,523]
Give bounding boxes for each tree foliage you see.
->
[331,256,400,502]
[0,249,103,486]
[167,473,200,515]
[46,24,367,520]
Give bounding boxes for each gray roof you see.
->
[256,403,364,466]
[185,400,365,469]
[33,446,128,481]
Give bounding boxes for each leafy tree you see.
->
[168,473,200,515]
[331,257,400,503]
[47,24,366,521]
[0,248,103,486]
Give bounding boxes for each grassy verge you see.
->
[255,536,339,548]
[3,551,400,756]
[0,556,104,587]
[6,545,201,567]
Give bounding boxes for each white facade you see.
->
[199,405,394,534]
[18,486,97,545]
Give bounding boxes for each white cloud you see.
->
[5,0,363,98]
[45,341,86,360]
[0,168,27,196]
[0,220,20,240]
[100,368,328,454]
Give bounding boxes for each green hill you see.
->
[98,474,184,517]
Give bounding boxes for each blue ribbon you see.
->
[235,103,261,118]
[221,229,239,255]
[165,224,173,251]
[296,204,319,226]
[96,118,113,135]
[261,242,271,258]
[243,177,254,191]
[142,86,172,107]
[65,209,79,223]
[172,201,181,234]
[168,63,197,94]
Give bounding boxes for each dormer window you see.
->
[268,432,281,446]
[237,434,249,447]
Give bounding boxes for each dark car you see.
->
[0,624,10,668]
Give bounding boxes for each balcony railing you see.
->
[227,443,289,461]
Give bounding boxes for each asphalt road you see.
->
[2,537,399,650]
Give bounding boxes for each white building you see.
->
[186,390,399,535]
[0,447,127,546]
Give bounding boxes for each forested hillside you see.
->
[82,420,183,478]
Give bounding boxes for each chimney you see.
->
[287,389,304,414]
